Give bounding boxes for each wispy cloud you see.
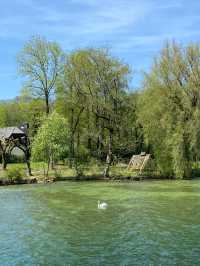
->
[0,0,200,98]
[0,0,150,39]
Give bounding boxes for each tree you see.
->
[138,42,200,178]
[56,60,86,166]
[56,48,131,176]
[0,138,9,170]
[31,112,69,177]
[17,36,63,114]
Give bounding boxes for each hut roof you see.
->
[0,127,25,139]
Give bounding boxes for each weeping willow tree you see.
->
[56,48,131,177]
[138,42,200,178]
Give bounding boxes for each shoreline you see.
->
[0,174,196,187]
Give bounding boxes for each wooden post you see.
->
[139,154,150,174]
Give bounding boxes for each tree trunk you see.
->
[46,157,50,178]
[103,129,113,178]
[87,138,92,150]
[69,108,75,168]
[97,134,103,159]
[77,127,80,149]
[26,156,32,176]
[22,148,32,176]
[45,94,50,115]
[2,153,7,170]
[50,153,55,170]
[26,160,32,176]
[69,135,74,168]
[87,108,92,152]
[96,119,104,159]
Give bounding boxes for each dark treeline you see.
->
[1,36,200,179]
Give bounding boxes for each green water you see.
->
[0,180,200,266]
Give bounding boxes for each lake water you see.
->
[0,180,200,266]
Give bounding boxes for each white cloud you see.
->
[0,0,151,39]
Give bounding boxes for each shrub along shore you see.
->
[0,162,159,186]
[0,161,195,187]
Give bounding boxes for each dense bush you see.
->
[6,166,24,182]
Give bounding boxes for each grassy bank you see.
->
[1,160,189,186]
[0,162,145,185]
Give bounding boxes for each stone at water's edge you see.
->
[0,177,37,186]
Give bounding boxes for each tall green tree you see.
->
[56,48,131,176]
[17,36,63,114]
[32,112,69,177]
[138,42,200,178]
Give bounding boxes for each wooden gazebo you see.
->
[0,124,31,175]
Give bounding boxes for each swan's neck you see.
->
[98,201,100,208]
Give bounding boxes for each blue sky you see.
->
[0,0,200,99]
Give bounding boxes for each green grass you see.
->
[0,161,155,181]
[0,160,196,181]
[0,161,141,181]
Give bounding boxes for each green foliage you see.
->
[55,48,139,176]
[74,162,84,178]
[17,35,63,114]
[76,145,90,163]
[1,37,199,179]
[138,42,200,178]
[6,166,24,182]
[0,97,45,139]
[31,112,69,176]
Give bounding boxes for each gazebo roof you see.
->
[0,127,25,139]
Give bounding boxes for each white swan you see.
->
[98,200,108,209]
